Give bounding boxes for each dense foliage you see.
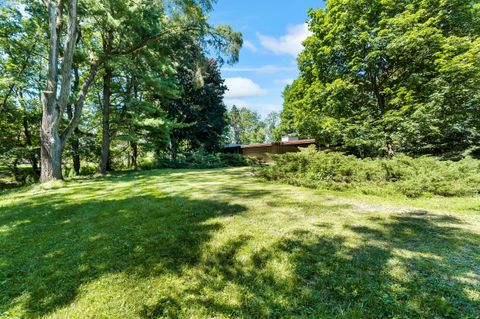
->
[138,147,259,170]
[0,0,242,183]
[259,146,480,198]
[279,0,480,157]
[226,105,279,145]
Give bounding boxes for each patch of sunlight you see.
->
[0,220,31,233]
[387,258,411,283]
[4,292,31,319]
[38,180,67,190]
[43,249,65,259]
[392,248,443,261]
[267,258,295,282]
[463,287,480,303]
[46,273,142,318]
[219,283,244,307]
[454,271,480,285]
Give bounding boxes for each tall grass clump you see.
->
[259,146,480,197]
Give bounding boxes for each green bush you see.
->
[258,146,480,198]
[143,148,259,170]
[79,163,98,176]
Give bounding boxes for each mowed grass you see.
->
[0,168,479,318]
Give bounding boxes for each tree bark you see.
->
[67,67,81,175]
[131,142,138,169]
[40,132,64,182]
[40,0,66,182]
[170,136,178,161]
[99,64,112,175]
[20,93,39,177]
[71,131,81,175]
[40,0,79,182]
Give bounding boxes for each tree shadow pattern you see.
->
[143,212,479,318]
[1,170,479,318]
[0,194,246,317]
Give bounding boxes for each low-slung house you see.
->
[223,136,318,162]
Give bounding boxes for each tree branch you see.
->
[56,0,79,121]
[110,24,200,57]
[42,0,61,113]
[61,57,102,142]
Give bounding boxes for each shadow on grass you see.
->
[0,194,246,317]
[1,169,479,318]
[142,212,480,318]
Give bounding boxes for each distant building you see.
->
[223,138,318,162]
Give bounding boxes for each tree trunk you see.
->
[72,132,81,175]
[19,91,39,177]
[387,139,396,158]
[22,110,39,177]
[40,123,64,182]
[67,67,81,175]
[371,75,386,113]
[40,0,77,182]
[170,136,178,161]
[100,65,112,175]
[131,142,138,169]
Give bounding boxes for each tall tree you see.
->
[227,106,266,145]
[0,3,43,179]
[39,0,98,182]
[264,111,280,142]
[30,0,241,181]
[281,0,480,157]
[164,55,228,158]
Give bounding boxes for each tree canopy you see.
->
[0,0,242,182]
[279,0,480,157]
[226,106,279,145]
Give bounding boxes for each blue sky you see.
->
[209,1,324,116]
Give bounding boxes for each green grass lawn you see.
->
[1,168,479,318]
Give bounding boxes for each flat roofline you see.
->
[241,139,316,149]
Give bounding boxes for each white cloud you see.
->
[222,65,297,74]
[275,78,295,85]
[257,23,312,57]
[243,40,257,52]
[224,77,267,98]
[224,99,282,117]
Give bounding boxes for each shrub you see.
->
[258,146,480,198]
[79,163,98,176]
[142,148,258,170]
[218,153,248,167]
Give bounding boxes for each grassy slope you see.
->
[0,168,479,318]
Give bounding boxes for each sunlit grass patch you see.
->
[0,168,479,318]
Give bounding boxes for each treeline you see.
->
[0,0,242,183]
[226,105,279,145]
[278,0,480,158]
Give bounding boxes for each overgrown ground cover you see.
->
[1,168,479,318]
[260,147,480,198]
